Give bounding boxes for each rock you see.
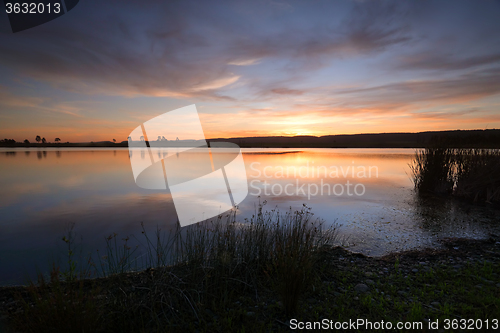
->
[431,302,440,307]
[397,290,407,296]
[354,283,369,293]
[412,269,419,273]
[246,312,255,317]
[366,279,375,285]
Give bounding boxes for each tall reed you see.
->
[410,148,500,203]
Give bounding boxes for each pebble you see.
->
[365,279,375,285]
[354,283,369,293]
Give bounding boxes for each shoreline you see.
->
[0,234,497,289]
[1,236,499,331]
[2,144,500,149]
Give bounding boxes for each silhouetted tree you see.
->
[36,135,41,143]
[24,139,30,144]
[140,136,145,141]
[41,137,46,144]
[157,136,161,141]
[55,138,61,143]
[113,139,116,143]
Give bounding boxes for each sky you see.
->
[1,0,500,142]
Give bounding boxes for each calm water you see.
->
[1,148,499,285]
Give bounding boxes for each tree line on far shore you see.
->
[0,136,118,145]
[1,135,61,144]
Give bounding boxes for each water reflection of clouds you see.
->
[0,182,49,207]
[0,192,179,284]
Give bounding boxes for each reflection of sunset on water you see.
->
[2,147,499,284]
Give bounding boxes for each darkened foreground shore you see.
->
[1,236,499,332]
[2,129,500,149]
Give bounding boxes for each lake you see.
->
[1,148,499,285]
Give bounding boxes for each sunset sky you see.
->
[1,0,500,142]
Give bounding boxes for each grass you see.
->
[10,268,103,333]
[410,147,500,203]
[2,205,499,332]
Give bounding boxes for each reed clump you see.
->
[168,202,339,316]
[410,148,500,203]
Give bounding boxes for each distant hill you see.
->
[1,129,499,148]
[207,129,500,148]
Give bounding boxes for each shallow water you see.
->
[0,148,499,285]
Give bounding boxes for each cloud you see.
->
[0,0,412,100]
[271,88,304,95]
[334,68,500,107]
[228,58,261,66]
[0,87,87,117]
[409,108,480,120]
[0,87,45,108]
[396,53,500,71]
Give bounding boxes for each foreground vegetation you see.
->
[410,148,500,203]
[1,205,499,332]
